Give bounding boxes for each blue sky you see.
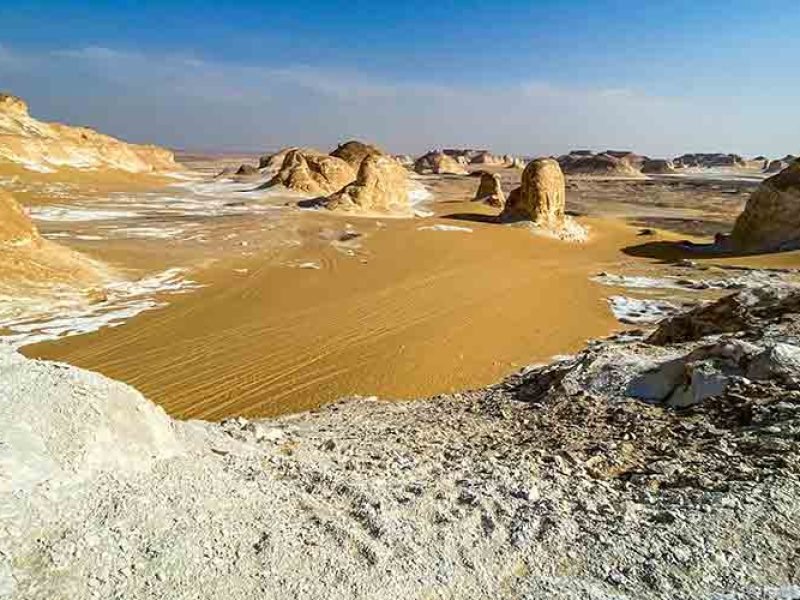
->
[1,1,798,156]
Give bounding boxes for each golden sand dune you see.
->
[26,206,657,419]
[0,94,177,174]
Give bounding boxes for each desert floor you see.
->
[5,158,799,418]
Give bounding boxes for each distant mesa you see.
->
[413,151,468,175]
[259,148,356,196]
[500,158,587,241]
[641,158,676,174]
[473,171,505,208]
[324,154,412,216]
[557,151,644,178]
[0,92,177,173]
[728,158,800,252]
[672,153,745,169]
[329,140,385,169]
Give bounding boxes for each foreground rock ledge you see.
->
[2,287,800,599]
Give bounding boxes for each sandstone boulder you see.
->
[329,140,385,169]
[729,159,800,251]
[325,155,411,216]
[473,171,505,208]
[469,151,505,166]
[260,149,356,196]
[414,151,468,175]
[500,158,586,240]
[258,147,324,174]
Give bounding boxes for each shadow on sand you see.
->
[622,239,792,263]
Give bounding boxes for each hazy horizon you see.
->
[2,1,798,158]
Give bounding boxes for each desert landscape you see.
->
[1,5,800,597]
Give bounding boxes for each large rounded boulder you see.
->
[325,155,411,216]
[413,151,468,175]
[729,159,800,251]
[500,158,586,241]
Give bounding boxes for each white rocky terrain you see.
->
[2,286,800,599]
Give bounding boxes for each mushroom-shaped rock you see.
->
[500,158,586,241]
[325,155,411,216]
[329,140,385,169]
[0,190,39,245]
[413,151,468,175]
[473,171,505,208]
[260,149,356,196]
[729,159,800,251]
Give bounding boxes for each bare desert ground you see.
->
[4,155,796,418]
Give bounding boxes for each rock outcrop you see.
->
[260,149,356,196]
[0,189,38,244]
[673,153,745,169]
[558,151,643,178]
[324,155,412,215]
[641,159,676,174]
[473,171,505,207]
[258,147,323,174]
[329,140,385,169]
[501,158,587,240]
[0,93,177,173]
[765,155,796,173]
[413,151,468,175]
[728,159,800,251]
[469,151,505,166]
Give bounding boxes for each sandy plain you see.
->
[7,157,798,418]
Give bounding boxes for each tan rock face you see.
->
[329,140,385,169]
[0,93,176,173]
[0,190,39,245]
[469,151,505,166]
[262,149,356,196]
[730,159,800,251]
[413,151,468,175]
[473,171,505,208]
[325,155,411,215]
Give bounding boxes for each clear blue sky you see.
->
[1,1,798,156]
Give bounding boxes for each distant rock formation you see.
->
[325,155,411,216]
[673,153,745,169]
[473,171,505,208]
[235,164,260,177]
[558,151,643,178]
[260,149,356,196]
[329,140,385,169]
[641,159,676,174]
[394,154,414,167]
[501,158,586,240]
[765,156,797,173]
[729,159,800,251]
[413,151,468,175]
[0,93,177,173]
[258,147,324,174]
[469,151,505,166]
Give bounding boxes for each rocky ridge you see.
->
[0,93,176,173]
